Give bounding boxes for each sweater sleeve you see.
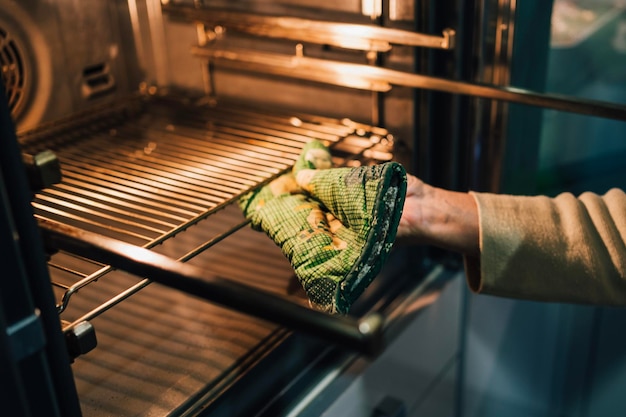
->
[464,188,626,305]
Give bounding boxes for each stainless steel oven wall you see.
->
[0,0,141,131]
[151,0,417,163]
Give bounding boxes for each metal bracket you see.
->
[22,150,62,192]
[6,309,46,362]
[63,321,97,361]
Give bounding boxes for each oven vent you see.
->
[0,26,28,120]
[81,62,116,99]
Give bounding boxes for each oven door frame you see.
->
[0,82,82,417]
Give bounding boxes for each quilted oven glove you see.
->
[239,141,407,314]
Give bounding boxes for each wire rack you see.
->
[23,95,395,325]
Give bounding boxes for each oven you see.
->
[2,1,626,416]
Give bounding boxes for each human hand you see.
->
[396,174,480,256]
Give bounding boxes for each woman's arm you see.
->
[398,174,626,305]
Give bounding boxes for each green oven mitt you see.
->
[239,140,407,314]
[294,141,407,305]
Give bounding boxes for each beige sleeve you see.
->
[464,188,626,305]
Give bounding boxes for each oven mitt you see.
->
[239,180,356,313]
[294,141,407,303]
[238,140,407,314]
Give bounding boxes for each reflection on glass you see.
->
[538,0,626,194]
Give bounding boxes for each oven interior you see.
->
[6,1,625,416]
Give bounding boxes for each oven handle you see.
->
[37,217,385,356]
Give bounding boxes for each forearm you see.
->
[467,189,626,304]
[398,172,626,305]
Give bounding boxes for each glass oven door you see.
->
[457,2,626,417]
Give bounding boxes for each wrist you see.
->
[419,186,480,256]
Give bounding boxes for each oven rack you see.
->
[162,3,456,52]
[24,94,397,355]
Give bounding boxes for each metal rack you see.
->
[21,94,397,357]
[163,3,456,52]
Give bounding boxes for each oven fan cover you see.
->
[0,3,57,131]
[0,24,30,121]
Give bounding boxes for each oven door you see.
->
[456,1,626,417]
[0,81,82,417]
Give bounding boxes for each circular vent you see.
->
[0,25,29,120]
[0,6,51,131]
[0,28,28,118]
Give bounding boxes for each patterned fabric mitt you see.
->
[294,141,407,309]
[238,140,407,314]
